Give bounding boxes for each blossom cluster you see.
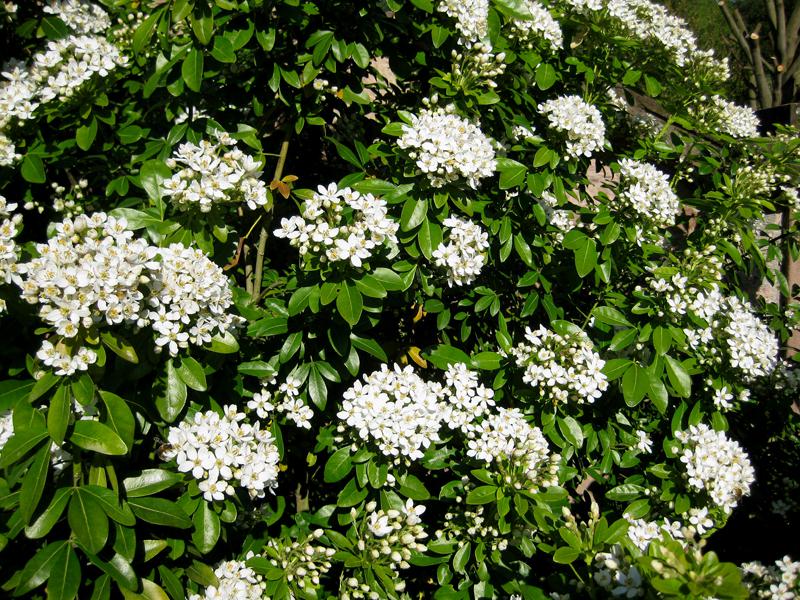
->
[274,183,398,269]
[397,105,496,188]
[248,375,314,429]
[741,556,800,600]
[437,0,489,44]
[161,405,280,501]
[147,243,241,356]
[615,159,680,230]
[44,0,112,33]
[0,195,22,312]
[163,132,269,212]
[701,95,760,138]
[357,499,427,580]
[0,409,13,450]
[260,530,335,592]
[432,216,489,286]
[337,364,443,461]
[509,325,608,404]
[593,544,645,598]
[720,297,779,381]
[16,213,239,374]
[450,43,506,89]
[538,95,605,159]
[538,191,574,243]
[187,555,265,600]
[507,0,563,51]
[626,516,684,552]
[439,362,496,431]
[465,407,560,490]
[674,423,755,513]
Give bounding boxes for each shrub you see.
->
[0,0,798,598]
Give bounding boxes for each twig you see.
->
[252,133,291,299]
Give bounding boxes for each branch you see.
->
[719,0,754,60]
[252,133,291,300]
[751,26,777,107]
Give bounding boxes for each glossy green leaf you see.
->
[336,282,363,326]
[20,443,50,524]
[47,385,71,446]
[128,497,192,528]
[68,491,109,554]
[182,48,204,92]
[70,421,128,456]
[192,501,220,553]
[155,360,187,423]
[46,543,81,600]
[176,356,207,392]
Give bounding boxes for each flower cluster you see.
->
[350,500,427,588]
[397,105,496,188]
[509,325,608,404]
[437,0,489,44]
[432,216,489,286]
[450,43,506,89]
[0,409,13,450]
[0,132,17,166]
[274,183,398,269]
[615,159,680,230]
[538,191,574,243]
[439,362,496,431]
[163,132,269,212]
[701,95,760,138]
[147,243,241,356]
[465,407,560,490]
[593,544,645,598]
[507,0,563,50]
[187,555,265,600]
[260,530,335,592]
[16,213,239,374]
[538,95,605,159]
[161,405,280,501]
[0,195,22,311]
[248,375,314,429]
[720,297,779,380]
[626,516,684,552]
[674,423,755,513]
[337,364,443,461]
[43,0,111,33]
[741,556,800,600]
[0,34,127,131]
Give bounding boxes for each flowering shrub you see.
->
[0,0,798,599]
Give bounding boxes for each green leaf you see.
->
[237,360,278,378]
[138,160,172,206]
[20,443,50,524]
[0,428,49,467]
[552,547,580,564]
[424,344,470,369]
[418,218,442,260]
[47,385,71,446]
[664,355,692,398]
[573,237,597,278]
[398,474,430,500]
[76,117,98,151]
[133,10,162,54]
[336,283,363,326]
[652,326,672,355]
[605,484,644,502]
[128,498,192,528]
[247,317,288,338]
[644,75,662,97]
[497,158,526,189]
[39,16,69,39]
[69,491,109,554]
[513,233,534,267]
[207,331,239,353]
[99,391,135,451]
[602,358,632,380]
[336,478,368,507]
[100,331,139,364]
[558,416,584,448]
[592,306,632,328]
[288,286,315,315]
[466,485,497,505]
[192,501,220,553]
[176,357,207,392]
[535,63,557,90]
[307,366,327,410]
[84,553,137,592]
[22,155,46,184]
[71,421,127,456]
[155,360,187,423]
[648,377,669,414]
[211,35,235,63]
[123,469,184,498]
[622,364,649,407]
[533,146,553,168]
[400,198,428,231]
[453,541,471,573]
[351,335,388,361]
[371,267,404,291]
[15,541,66,595]
[46,543,80,600]
[355,274,387,299]
[182,48,204,92]
[82,485,135,526]
[470,352,502,370]
[324,447,353,483]
[25,488,72,539]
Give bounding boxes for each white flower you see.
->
[701,96,760,138]
[437,0,489,44]
[616,159,680,230]
[634,430,652,454]
[538,95,605,159]
[432,216,489,286]
[397,105,496,188]
[507,0,563,50]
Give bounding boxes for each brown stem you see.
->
[252,133,291,300]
